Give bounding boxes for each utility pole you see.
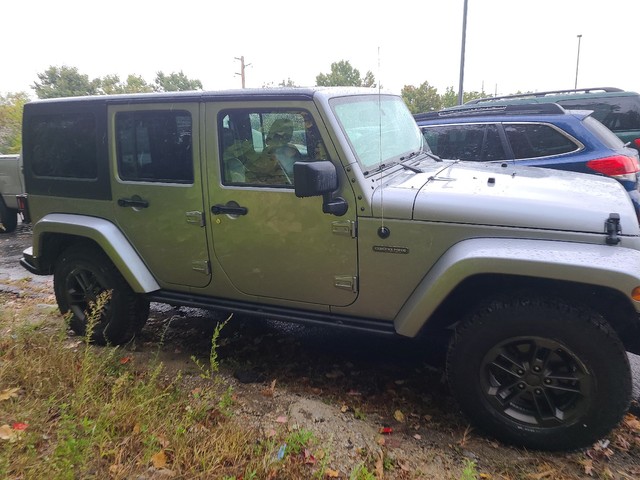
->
[235,56,251,88]
[457,0,469,105]
[574,35,582,89]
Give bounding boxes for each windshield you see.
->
[330,94,423,170]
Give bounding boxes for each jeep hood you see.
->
[372,161,640,235]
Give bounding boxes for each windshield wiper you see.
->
[423,150,442,162]
[398,151,424,173]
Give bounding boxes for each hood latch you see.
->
[605,213,621,245]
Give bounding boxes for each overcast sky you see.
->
[3,0,639,98]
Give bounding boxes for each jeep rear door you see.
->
[204,102,358,307]
[109,103,211,288]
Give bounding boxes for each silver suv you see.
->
[19,88,640,451]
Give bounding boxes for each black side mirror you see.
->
[293,161,338,197]
[293,161,347,216]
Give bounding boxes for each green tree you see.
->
[154,71,202,92]
[463,90,487,103]
[33,66,100,99]
[401,81,442,114]
[98,74,154,94]
[0,92,29,153]
[315,60,376,87]
[441,86,458,108]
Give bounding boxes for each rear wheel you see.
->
[446,295,631,450]
[0,201,18,233]
[54,245,149,345]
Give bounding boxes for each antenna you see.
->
[376,46,390,239]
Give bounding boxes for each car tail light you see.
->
[634,138,640,149]
[16,194,31,224]
[586,155,640,176]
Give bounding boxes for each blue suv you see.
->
[415,103,640,215]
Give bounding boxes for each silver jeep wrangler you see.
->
[19,87,640,450]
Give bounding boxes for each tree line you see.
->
[0,60,489,154]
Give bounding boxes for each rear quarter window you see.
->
[26,113,97,179]
[504,123,578,159]
[582,116,626,149]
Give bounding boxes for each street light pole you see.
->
[457,0,469,105]
[574,34,582,89]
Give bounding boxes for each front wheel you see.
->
[54,245,149,345]
[446,295,631,450]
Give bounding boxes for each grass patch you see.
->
[0,293,334,479]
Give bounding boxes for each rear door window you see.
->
[421,124,507,161]
[115,110,193,183]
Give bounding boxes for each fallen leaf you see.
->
[151,450,167,469]
[157,434,170,448]
[12,422,28,431]
[623,414,640,431]
[276,416,288,424]
[375,451,384,478]
[479,474,492,479]
[413,434,422,440]
[379,427,393,434]
[583,459,594,476]
[303,448,316,464]
[119,356,132,365]
[340,404,349,413]
[377,436,386,446]
[325,468,340,478]
[0,387,20,401]
[0,424,16,442]
[394,409,405,423]
[262,379,277,397]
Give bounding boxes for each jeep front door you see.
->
[205,104,358,306]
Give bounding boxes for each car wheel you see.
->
[0,201,18,233]
[54,245,150,345]
[446,295,631,450]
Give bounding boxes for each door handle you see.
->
[118,196,149,208]
[211,202,248,216]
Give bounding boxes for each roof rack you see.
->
[414,103,565,122]
[465,87,624,105]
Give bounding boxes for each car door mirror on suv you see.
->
[294,161,338,197]
[294,160,348,216]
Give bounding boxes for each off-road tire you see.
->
[447,294,631,451]
[0,201,18,234]
[54,244,150,345]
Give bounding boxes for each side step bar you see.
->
[146,290,397,336]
